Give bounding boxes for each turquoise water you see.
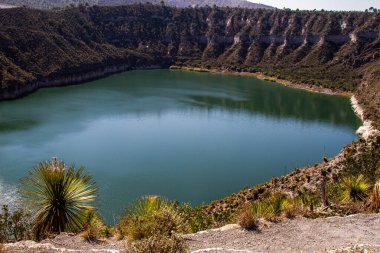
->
[0,70,361,222]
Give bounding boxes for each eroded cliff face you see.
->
[0,5,379,123]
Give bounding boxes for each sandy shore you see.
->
[169,66,352,97]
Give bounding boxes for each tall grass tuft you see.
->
[341,174,370,202]
[125,196,168,218]
[269,194,289,215]
[20,159,97,239]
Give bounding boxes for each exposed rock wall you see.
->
[0,6,379,125]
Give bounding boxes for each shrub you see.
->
[237,205,258,230]
[282,198,302,219]
[251,201,273,218]
[244,194,290,222]
[132,234,188,253]
[20,159,97,240]
[343,141,380,183]
[298,191,320,212]
[341,175,371,202]
[269,194,289,215]
[370,180,380,212]
[0,205,32,243]
[119,203,190,241]
[177,204,212,233]
[80,209,106,241]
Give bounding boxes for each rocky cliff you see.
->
[0,5,379,125]
[0,0,273,9]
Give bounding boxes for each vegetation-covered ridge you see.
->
[0,5,379,126]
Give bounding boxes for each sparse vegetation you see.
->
[370,180,380,212]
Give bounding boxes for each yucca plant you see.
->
[20,159,97,239]
[341,174,370,202]
[370,180,380,212]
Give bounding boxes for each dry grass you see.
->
[132,234,188,253]
[237,205,259,230]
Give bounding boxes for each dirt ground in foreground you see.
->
[4,213,380,253]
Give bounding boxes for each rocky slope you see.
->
[0,5,379,124]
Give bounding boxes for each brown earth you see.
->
[3,214,380,253]
[185,213,380,253]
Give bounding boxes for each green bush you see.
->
[177,204,212,233]
[298,190,320,212]
[0,205,32,243]
[80,209,108,241]
[119,198,190,241]
[268,194,289,215]
[251,201,273,218]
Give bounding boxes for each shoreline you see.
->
[169,65,353,97]
[351,96,380,140]
[0,64,163,101]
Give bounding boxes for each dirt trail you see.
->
[4,214,380,253]
[185,214,380,253]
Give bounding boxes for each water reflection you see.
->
[0,69,361,222]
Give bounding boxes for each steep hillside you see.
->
[0,5,379,125]
[0,0,273,9]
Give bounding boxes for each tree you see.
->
[20,159,97,240]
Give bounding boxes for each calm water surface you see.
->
[0,70,361,222]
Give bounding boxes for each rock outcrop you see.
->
[0,5,379,125]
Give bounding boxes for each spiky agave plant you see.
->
[341,174,370,202]
[20,159,97,239]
